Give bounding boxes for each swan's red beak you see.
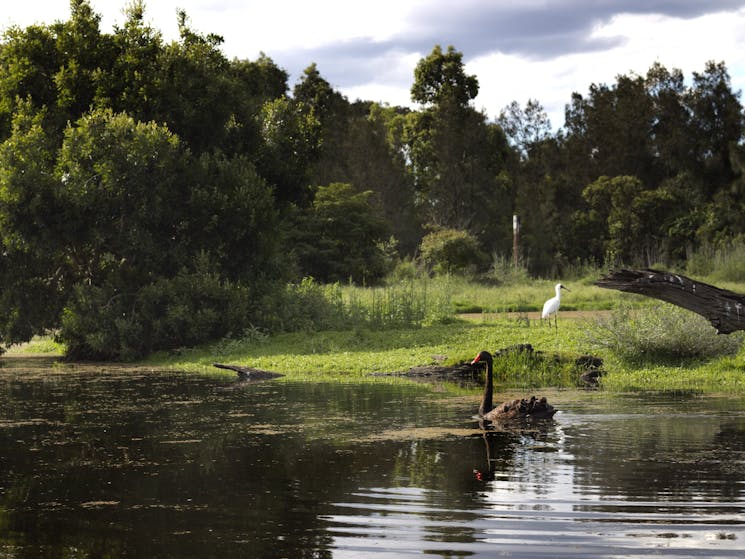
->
[471,354,482,365]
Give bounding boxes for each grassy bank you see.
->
[9,273,745,395]
[147,310,745,394]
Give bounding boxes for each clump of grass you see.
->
[584,302,744,364]
[259,277,454,334]
[341,277,455,328]
[489,348,579,389]
[5,335,64,356]
[686,239,745,283]
[486,254,531,285]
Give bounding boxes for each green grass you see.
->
[379,274,644,314]
[146,309,745,394]
[148,317,585,381]
[7,273,745,396]
[5,336,64,355]
[597,353,745,393]
[149,270,745,394]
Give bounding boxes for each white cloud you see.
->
[2,1,745,130]
[471,9,745,128]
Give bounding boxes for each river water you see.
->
[0,358,743,557]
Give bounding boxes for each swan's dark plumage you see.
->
[471,350,556,421]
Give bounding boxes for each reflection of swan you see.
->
[471,350,556,421]
[472,424,555,482]
[474,431,499,481]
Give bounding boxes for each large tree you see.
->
[406,45,514,255]
[0,104,281,358]
[0,102,63,343]
[289,182,391,284]
[556,60,744,265]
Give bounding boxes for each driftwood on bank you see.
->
[380,344,601,387]
[595,268,745,334]
[382,344,537,379]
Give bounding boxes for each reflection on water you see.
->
[0,360,744,557]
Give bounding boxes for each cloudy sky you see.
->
[3,1,745,128]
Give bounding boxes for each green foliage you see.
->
[56,108,188,279]
[410,45,479,107]
[486,254,531,285]
[290,183,393,284]
[584,303,744,364]
[0,104,281,359]
[256,276,452,334]
[387,257,426,282]
[258,96,321,204]
[1,3,745,363]
[4,335,62,355]
[489,349,579,389]
[59,256,253,361]
[0,102,66,343]
[582,175,676,265]
[498,99,552,158]
[149,295,745,395]
[406,45,512,250]
[420,228,486,275]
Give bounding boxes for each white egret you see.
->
[541,283,569,328]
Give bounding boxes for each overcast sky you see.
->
[3,1,745,129]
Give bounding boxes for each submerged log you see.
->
[595,269,745,334]
[213,363,284,381]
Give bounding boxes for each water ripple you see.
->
[325,485,745,557]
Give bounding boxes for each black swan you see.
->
[470,350,556,421]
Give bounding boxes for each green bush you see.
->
[288,183,392,284]
[59,264,253,361]
[257,277,348,333]
[420,228,487,275]
[486,253,530,285]
[584,302,744,363]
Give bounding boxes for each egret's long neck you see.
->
[555,286,562,300]
[479,359,494,416]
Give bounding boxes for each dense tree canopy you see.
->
[0,0,744,358]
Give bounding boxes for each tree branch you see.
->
[595,269,745,334]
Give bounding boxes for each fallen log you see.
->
[213,362,284,381]
[595,269,745,334]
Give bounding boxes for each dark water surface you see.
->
[0,358,744,558]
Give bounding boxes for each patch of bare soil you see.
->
[459,310,612,321]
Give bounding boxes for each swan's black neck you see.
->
[475,351,494,416]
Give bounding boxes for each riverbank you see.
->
[6,306,745,395]
[140,313,745,394]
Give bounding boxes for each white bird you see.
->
[541,283,569,328]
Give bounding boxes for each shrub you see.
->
[257,277,348,333]
[59,264,253,361]
[486,253,530,285]
[255,276,455,334]
[387,256,425,282]
[584,302,744,363]
[288,183,392,284]
[420,228,487,275]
